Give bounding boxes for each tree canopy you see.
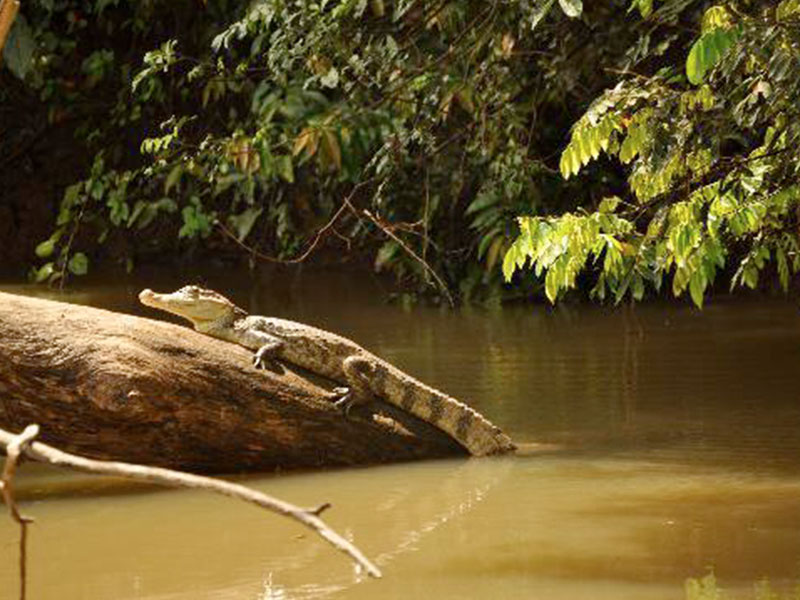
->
[2,0,797,305]
[504,1,800,306]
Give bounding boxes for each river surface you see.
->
[2,268,800,599]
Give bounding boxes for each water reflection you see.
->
[2,270,800,599]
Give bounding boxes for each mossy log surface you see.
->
[0,292,464,473]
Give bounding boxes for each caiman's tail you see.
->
[428,395,517,456]
[382,377,516,456]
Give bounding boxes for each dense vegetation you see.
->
[2,0,798,305]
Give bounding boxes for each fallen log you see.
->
[0,291,464,472]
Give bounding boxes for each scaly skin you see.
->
[139,285,516,456]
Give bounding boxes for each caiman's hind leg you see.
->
[333,355,376,417]
[253,335,284,370]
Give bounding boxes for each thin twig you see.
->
[0,425,382,579]
[217,176,456,305]
[362,209,455,307]
[58,197,88,291]
[602,67,652,81]
[422,165,431,282]
[1,424,39,600]
[216,179,375,264]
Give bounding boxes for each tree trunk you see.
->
[0,291,464,473]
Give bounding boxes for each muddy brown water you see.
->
[2,269,800,599]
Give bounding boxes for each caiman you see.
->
[139,286,516,456]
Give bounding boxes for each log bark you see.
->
[0,291,464,472]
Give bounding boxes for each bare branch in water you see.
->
[0,425,382,580]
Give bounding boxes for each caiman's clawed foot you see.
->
[252,339,284,371]
[253,350,280,371]
[332,387,356,419]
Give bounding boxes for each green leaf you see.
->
[743,266,758,289]
[686,28,738,86]
[777,246,790,291]
[558,0,582,18]
[545,268,559,303]
[320,130,342,171]
[598,197,621,213]
[374,241,399,272]
[689,270,705,308]
[35,239,56,258]
[179,202,214,239]
[320,67,339,88]
[502,244,519,281]
[127,200,147,228]
[4,16,36,81]
[559,149,572,179]
[276,155,295,183]
[466,190,498,215]
[530,0,555,29]
[164,164,184,194]
[632,274,645,300]
[575,129,589,165]
[478,228,502,260]
[629,0,652,18]
[228,206,263,242]
[701,6,733,33]
[68,252,89,276]
[777,0,800,21]
[34,262,55,283]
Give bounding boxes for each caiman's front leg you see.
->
[251,335,284,370]
[248,331,371,417]
[333,355,376,417]
[208,323,286,370]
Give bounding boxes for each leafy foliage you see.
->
[506,2,800,306]
[2,0,602,292]
[7,0,799,305]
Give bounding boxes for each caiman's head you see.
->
[139,285,245,329]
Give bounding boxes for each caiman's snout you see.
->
[138,286,237,326]
[138,288,158,307]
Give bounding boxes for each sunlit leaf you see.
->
[502,244,520,282]
[598,197,621,213]
[34,262,55,283]
[686,28,738,85]
[559,150,572,179]
[68,252,89,276]
[558,0,582,18]
[320,67,339,88]
[35,239,56,258]
[777,246,790,291]
[628,0,652,18]
[4,16,36,81]
[777,0,800,20]
[276,155,294,183]
[701,6,733,33]
[321,130,342,171]
[370,0,385,17]
[228,207,263,241]
[293,128,319,158]
[544,268,559,303]
[689,271,705,308]
[165,164,183,193]
[529,0,555,29]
